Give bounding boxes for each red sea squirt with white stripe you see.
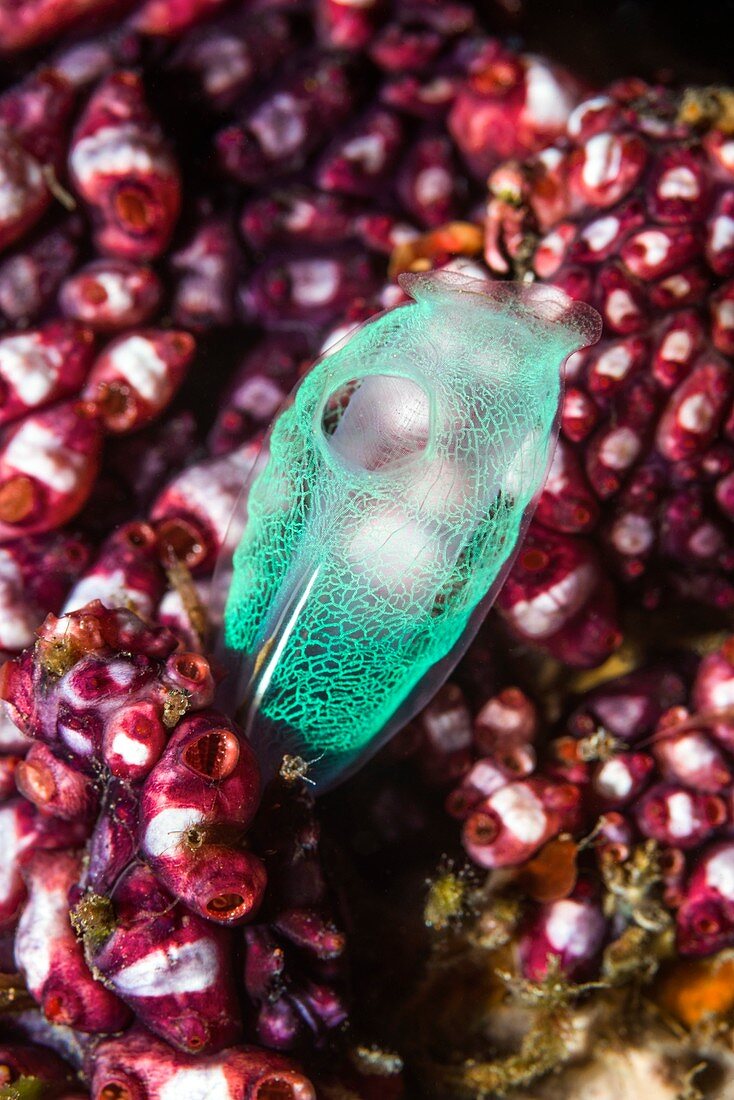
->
[0,402,102,541]
[14,848,131,1031]
[89,1026,316,1100]
[83,328,196,434]
[68,71,181,261]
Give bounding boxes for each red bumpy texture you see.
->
[486,83,734,665]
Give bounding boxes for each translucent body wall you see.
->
[223,272,601,789]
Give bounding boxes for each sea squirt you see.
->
[221,271,601,789]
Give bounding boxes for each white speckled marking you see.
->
[581,132,621,190]
[595,759,633,800]
[605,288,637,327]
[509,563,596,638]
[109,729,151,767]
[595,343,632,380]
[660,330,692,362]
[107,335,168,403]
[567,95,613,137]
[707,846,734,899]
[489,783,546,845]
[0,334,61,405]
[291,259,339,307]
[599,426,640,471]
[678,393,715,434]
[63,569,152,617]
[666,791,696,839]
[250,94,306,158]
[112,937,219,998]
[611,513,654,555]
[658,165,698,200]
[14,870,62,994]
[159,1067,231,1100]
[581,215,618,253]
[415,166,452,206]
[711,215,734,254]
[524,59,576,128]
[545,899,598,955]
[143,806,207,858]
[4,419,86,494]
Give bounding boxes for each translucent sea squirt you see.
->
[221,272,601,789]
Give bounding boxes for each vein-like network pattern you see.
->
[224,271,600,788]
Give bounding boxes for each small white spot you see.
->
[658,165,698,200]
[581,215,619,253]
[509,563,596,638]
[290,259,339,307]
[539,228,570,258]
[70,125,173,188]
[0,803,27,905]
[707,845,734,899]
[0,142,44,223]
[320,321,362,355]
[0,548,37,649]
[536,147,564,171]
[545,898,601,956]
[4,419,86,494]
[89,271,134,317]
[667,734,718,777]
[58,723,93,757]
[107,335,168,404]
[611,513,654,555]
[283,198,316,232]
[605,288,638,328]
[711,215,734,254]
[660,274,691,298]
[0,334,61,406]
[159,1068,231,1100]
[15,867,62,994]
[489,783,547,845]
[465,759,507,798]
[63,569,152,617]
[678,392,715,434]
[143,806,206,859]
[581,132,621,190]
[628,229,671,270]
[594,343,632,380]
[109,729,151,767]
[666,790,696,839]
[250,94,306,158]
[595,695,645,736]
[660,330,692,362]
[340,133,386,174]
[414,166,452,207]
[594,758,633,800]
[710,678,734,709]
[567,95,613,137]
[599,426,640,471]
[563,390,589,418]
[477,697,523,733]
[232,375,284,420]
[200,39,252,98]
[715,299,734,331]
[689,523,722,558]
[523,59,577,128]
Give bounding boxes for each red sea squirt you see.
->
[69,71,181,261]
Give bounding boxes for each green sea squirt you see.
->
[220,271,601,789]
